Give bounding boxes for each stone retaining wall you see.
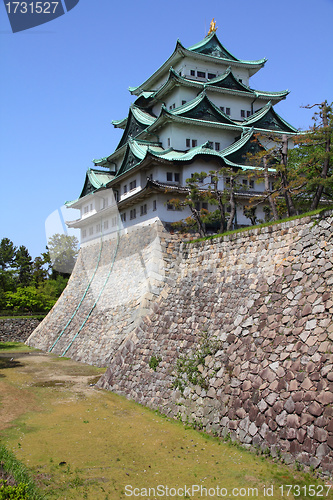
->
[28,212,333,473]
[0,318,41,343]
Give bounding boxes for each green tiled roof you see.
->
[66,168,115,205]
[187,33,267,65]
[130,33,267,96]
[169,91,235,124]
[242,102,298,133]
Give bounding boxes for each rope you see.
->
[60,229,120,357]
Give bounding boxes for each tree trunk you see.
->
[263,157,279,220]
[227,178,236,231]
[190,207,206,237]
[281,135,296,216]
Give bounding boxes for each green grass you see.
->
[0,342,38,353]
[188,205,333,244]
[0,445,45,500]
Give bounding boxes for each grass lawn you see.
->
[0,342,331,499]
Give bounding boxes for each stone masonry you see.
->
[28,211,333,473]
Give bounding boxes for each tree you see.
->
[0,238,16,271]
[47,234,79,277]
[14,245,33,287]
[246,135,299,219]
[169,166,242,236]
[290,101,333,210]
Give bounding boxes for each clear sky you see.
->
[1,0,332,259]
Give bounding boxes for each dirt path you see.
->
[0,346,331,499]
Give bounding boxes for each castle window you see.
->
[202,202,208,210]
[130,209,136,219]
[167,138,170,147]
[249,180,255,189]
[243,179,248,187]
[208,141,213,148]
[226,107,231,116]
[167,172,173,182]
[140,204,147,216]
[153,200,157,211]
[84,206,89,214]
[239,79,243,83]
[215,142,220,151]
[208,73,216,79]
[121,213,126,222]
[89,227,93,236]
[186,138,190,148]
[197,71,206,78]
[123,184,127,194]
[190,70,195,76]
[129,180,137,190]
[112,216,117,226]
[82,229,86,238]
[182,100,186,105]
[174,173,180,183]
[241,110,245,118]
[247,110,251,117]
[192,139,197,147]
[96,224,101,233]
[104,220,109,230]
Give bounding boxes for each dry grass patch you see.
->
[0,343,331,499]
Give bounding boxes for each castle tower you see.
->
[67,28,297,243]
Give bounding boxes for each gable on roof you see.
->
[116,145,142,178]
[78,169,115,199]
[244,103,297,133]
[206,68,253,93]
[188,32,238,61]
[222,131,267,166]
[116,110,149,150]
[165,92,235,126]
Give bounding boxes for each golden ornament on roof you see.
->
[208,18,218,35]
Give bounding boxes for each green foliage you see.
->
[290,101,333,210]
[172,333,220,393]
[149,355,162,371]
[0,445,43,500]
[0,480,28,499]
[5,286,56,313]
[14,246,33,287]
[4,276,68,313]
[0,239,17,271]
[0,235,74,315]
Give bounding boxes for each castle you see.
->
[66,22,297,243]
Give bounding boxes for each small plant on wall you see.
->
[149,355,162,371]
[171,332,220,393]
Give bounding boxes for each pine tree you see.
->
[290,101,333,210]
[14,245,33,286]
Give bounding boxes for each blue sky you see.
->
[1,0,332,259]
